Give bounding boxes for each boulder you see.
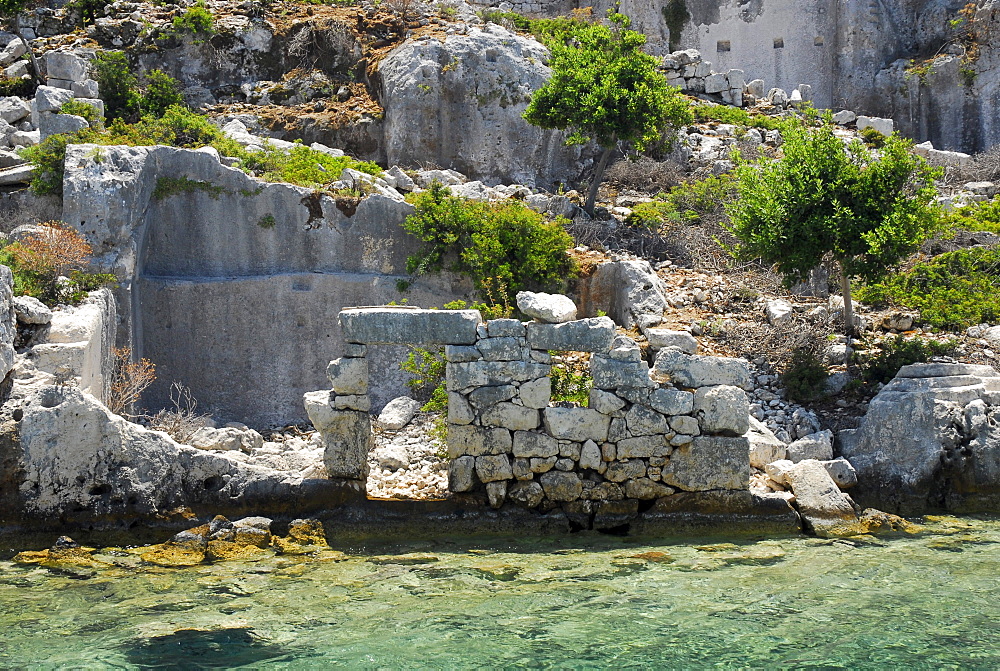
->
[379,25,589,187]
[376,396,422,431]
[839,362,1000,513]
[188,426,264,452]
[0,96,29,124]
[856,115,894,136]
[644,328,697,354]
[586,260,667,328]
[374,444,409,470]
[786,430,834,462]
[784,459,859,536]
[746,417,787,469]
[765,299,794,326]
[13,295,52,325]
[516,291,577,323]
[539,470,583,501]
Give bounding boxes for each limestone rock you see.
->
[518,376,551,409]
[542,407,611,442]
[661,436,750,491]
[376,396,422,431]
[0,96,29,124]
[821,457,858,489]
[694,385,749,436]
[34,86,73,113]
[340,307,481,346]
[188,426,264,453]
[13,295,52,325]
[320,409,372,479]
[649,388,694,415]
[856,115,894,136]
[45,51,88,82]
[476,454,513,483]
[516,291,577,323]
[374,444,409,470]
[526,317,615,352]
[786,430,834,462]
[448,455,476,492]
[784,459,859,536]
[644,328,697,354]
[480,402,539,430]
[765,299,794,326]
[327,357,368,396]
[587,260,667,328]
[512,430,558,458]
[507,480,544,508]
[447,425,511,458]
[539,470,582,501]
[652,347,753,390]
[624,478,674,500]
[747,417,787,469]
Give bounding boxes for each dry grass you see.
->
[11,222,92,278]
[107,347,156,417]
[145,382,212,444]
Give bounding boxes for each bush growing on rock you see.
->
[523,12,693,215]
[726,121,942,336]
[402,182,576,302]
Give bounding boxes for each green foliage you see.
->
[152,176,227,200]
[0,226,115,306]
[0,75,34,97]
[401,347,447,412]
[859,126,886,148]
[941,198,1000,235]
[403,182,576,303]
[64,0,107,25]
[22,129,100,195]
[141,69,184,118]
[59,99,101,125]
[856,247,1000,329]
[172,1,215,37]
[523,13,693,152]
[726,123,942,287]
[549,358,592,405]
[441,298,511,321]
[663,173,735,224]
[661,0,689,52]
[625,200,680,230]
[90,51,140,121]
[478,10,592,44]
[251,144,381,188]
[856,335,957,385]
[257,214,276,229]
[692,102,782,130]
[780,349,829,402]
[0,0,29,22]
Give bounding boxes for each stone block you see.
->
[512,457,532,480]
[0,96,29,124]
[746,78,765,97]
[617,435,665,459]
[327,357,368,395]
[856,115,894,136]
[508,480,544,508]
[669,415,699,436]
[339,307,481,345]
[579,440,602,469]
[644,328,697,353]
[821,457,858,489]
[512,430,558,458]
[591,355,652,389]
[693,385,749,436]
[486,480,507,508]
[832,110,856,125]
[478,336,523,361]
[652,347,752,389]
[447,425,511,458]
[726,68,745,90]
[542,407,610,442]
[589,389,626,415]
[625,404,670,436]
[447,392,475,425]
[480,402,539,430]
[539,471,582,501]
[625,478,674,500]
[785,459,858,536]
[447,360,549,391]
[765,299,793,327]
[516,291,577,323]
[604,460,646,483]
[376,396,422,431]
[321,410,372,480]
[530,456,557,473]
[787,430,834,462]
[526,317,615,352]
[747,417,787,469]
[518,376,551,409]
[38,112,88,140]
[660,436,749,491]
[45,51,88,82]
[34,85,73,113]
[593,499,639,529]
[705,72,729,93]
[332,394,370,412]
[72,79,99,99]
[445,345,481,362]
[476,454,513,483]
[486,318,525,337]
[649,388,694,415]
[303,389,337,432]
[468,384,517,408]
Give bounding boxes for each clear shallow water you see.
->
[1,516,999,669]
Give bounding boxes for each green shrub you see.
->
[403,182,576,302]
[401,347,447,412]
[662,173,736,224]
[252,144,381,188]
[90,51,140,121]
[64,0,107,25]
[141,69,184,118]
[859,126,887,148]
[942,198,1000,235]
[59,99,102,125]
[152,176,227,200]
[0,76,35,97]
[549,356,592,405]
[22,129,101,195]
[172,1,215,36]
[625,201,681,230]
[780,348,829,402]
[856,247,1000,329]
[692,103,782,131]
[856,335,957,385]
[441,298,511,321]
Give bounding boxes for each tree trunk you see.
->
[584,145,614,217]
[13,28,42,84]
[840,265,856,350]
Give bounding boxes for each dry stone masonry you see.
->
[307,295,753,529]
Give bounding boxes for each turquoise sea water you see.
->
[0,516,998,669]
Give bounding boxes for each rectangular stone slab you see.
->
[339,307,482,345]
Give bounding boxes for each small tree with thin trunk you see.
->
[523,12,692,216]
[725,121,942,338]
[0,0,42,83]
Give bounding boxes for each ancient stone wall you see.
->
[309,306,753,529]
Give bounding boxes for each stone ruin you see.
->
[306,301,756,530]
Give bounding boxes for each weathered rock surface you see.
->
[839,362,1000,514]
[376,396,423,431]
[379,25,589,187]
[516,291,577,324]
[652,347,753,390]
[585,260,667,328]
[784,459,859,536]
[8,387,354,528]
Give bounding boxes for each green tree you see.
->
[90,51,140,121]
[523,12,692,215]
[725,121,941,336]
[0,0,41,82]
[141,69,184,117]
